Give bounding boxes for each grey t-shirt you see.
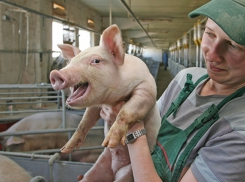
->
[157,67,245,182]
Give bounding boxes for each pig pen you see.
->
[0,84,104,181]
[0,151,94,182]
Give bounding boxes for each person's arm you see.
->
[180,168,198,182]
[126,121,162,181]
[100,104,198,182]
[127,121,198,182]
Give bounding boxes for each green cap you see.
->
[189,0,245,45]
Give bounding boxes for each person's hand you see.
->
[100,101,125,125]
[100,101,145,133]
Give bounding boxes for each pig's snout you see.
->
[50,70,68,90]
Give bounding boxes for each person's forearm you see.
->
[127,135,163,182]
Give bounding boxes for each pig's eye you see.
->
[92,59,100,63]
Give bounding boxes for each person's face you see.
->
[202,18,245,88]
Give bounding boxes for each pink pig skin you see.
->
[0,154,32,182]
[50,24,161,182]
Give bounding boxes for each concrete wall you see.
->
[0,0,101,84]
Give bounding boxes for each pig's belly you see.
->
[109,143,131,174]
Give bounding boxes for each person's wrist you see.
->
[128,120,144,133]
[125,121,146,144]
[125,128,146,144]
[126,131,147,147]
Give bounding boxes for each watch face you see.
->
[127,133,135,141]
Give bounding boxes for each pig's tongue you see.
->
[67,84,88,102]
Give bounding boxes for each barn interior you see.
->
[0,0,210,181]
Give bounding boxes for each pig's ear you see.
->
[6,136,25,146]
[57,44,81,61]
[100,25,125,66]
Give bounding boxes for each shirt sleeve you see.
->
[191,130,245,182]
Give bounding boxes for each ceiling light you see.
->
[87,19,95,28]
[53,3,66,18]
[53,3,65,11]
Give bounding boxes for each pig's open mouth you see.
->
[66,82,89,104]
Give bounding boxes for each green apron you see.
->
[151,73,245,182]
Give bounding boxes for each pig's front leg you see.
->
[61,107,101,153]
[102,88,156,148]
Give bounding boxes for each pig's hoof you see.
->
[60,145,73,153]
[102,140,108,147]
[102,138,118,148]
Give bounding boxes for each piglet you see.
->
[50,24,161,182]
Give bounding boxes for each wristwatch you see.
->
[125,128,146,144]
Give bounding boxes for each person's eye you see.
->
[205,31,215,38]
[228,42,244,52]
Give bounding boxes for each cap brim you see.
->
[189,0,245,45]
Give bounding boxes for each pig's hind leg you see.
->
[79,147,114,182]
[115,164,134,182]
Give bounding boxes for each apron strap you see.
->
[171,85,245,182]
[184,85,245,137]
[184,104,218,136]
[164,73,209,120]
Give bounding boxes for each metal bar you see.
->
[0,84,53,89]
[0,96,62,100]
[0,91,58,95]
[61,90,66,128]
[0,109,63,115]
[0,126,104,137]
[0,151,52,159]
[120,0,157,48]
[57,91,61,109]
[0,49,53,53]
[0,101,60,105]
[109,0,112,26]
[49,153,60,182]
[25,146,104,155]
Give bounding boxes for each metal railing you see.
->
[0,83,66,124]
[0,83,105,182]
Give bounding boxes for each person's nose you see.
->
[203,41,225,62]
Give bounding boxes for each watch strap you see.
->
[125,128,146,144]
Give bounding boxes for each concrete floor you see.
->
[156,65,174,100]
